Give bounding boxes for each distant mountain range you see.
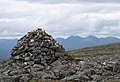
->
[0,39,17,60]
[0,36,120,60]
[56,35,120,50]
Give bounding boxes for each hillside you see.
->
[68,43,120,57]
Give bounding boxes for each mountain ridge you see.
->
[56,35,120,50]
[0,36,120,60]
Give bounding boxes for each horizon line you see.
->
[0,35,119,39]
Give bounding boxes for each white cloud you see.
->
[19,0,120,3]
[0,0,120,38]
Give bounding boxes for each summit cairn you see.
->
[11,28,68,66]
[6,28,74,81]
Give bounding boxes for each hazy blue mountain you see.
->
[0,36,120,60]
[0,39,17,60]
[0,39,18,50]
[0,50,11,60]
[56,36,120,51]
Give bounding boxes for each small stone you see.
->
[33,64,44,69]
[79,61,85,65]
[24,62,28,65]
[114,62,120,73]
[30,39,34,42]
[8,70,18,76]
[41,73,57,80]
[25,57,30,61]
[41,48,49,52]
[34,59,41,64]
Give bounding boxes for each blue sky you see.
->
[0,0,120,39]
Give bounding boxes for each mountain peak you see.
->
[106,36,119,39]
[86,35,97,39]
[67,35,82,40]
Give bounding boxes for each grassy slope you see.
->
[68,43,120,58]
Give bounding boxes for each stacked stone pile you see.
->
[3,28,73,81]
[11,28,68,66]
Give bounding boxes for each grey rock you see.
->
[24,57,30,61]
[114,62,120,73]
[91,75,101,82]
[33,64,44,69]
[8,70,18,76]
[41,72,57,80]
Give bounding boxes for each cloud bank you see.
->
[19,0,120,3]
[0,0,120,38]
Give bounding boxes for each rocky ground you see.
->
[0,29,120,82]
[0,54,120,82]
[66,54,120,82]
